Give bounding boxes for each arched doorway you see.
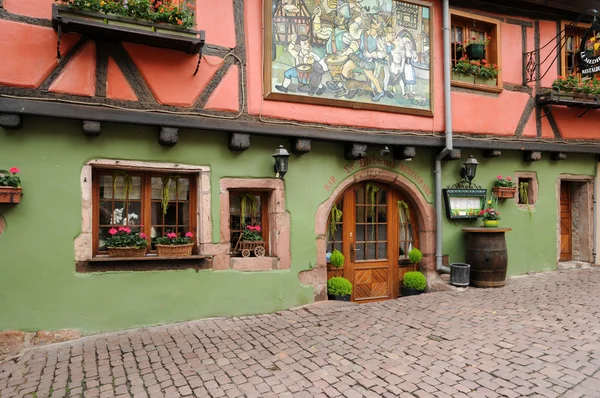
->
[326,181,420,302]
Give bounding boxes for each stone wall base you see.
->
[0,329,81,362]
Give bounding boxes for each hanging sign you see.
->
[579,22,600,76]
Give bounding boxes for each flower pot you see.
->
[474,77,497,86]
[327,294,350,302]
[107,246,147,257]
[483,220,500,228]
[492,187,517,199]
[452,72,475,84]
[466,44,485,60]
[0,187,22,204]
[155,243,194,257]
[401,286,425,297]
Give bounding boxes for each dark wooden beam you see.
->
[523,151,542,162]
[158,127,178,147]
[5,97,600,154]
[550,152,567,161]
[443,149,462,161]
[482,149,502,158]
[344,143,367,160]
[290,138,311,155]
[82,120,101,136]
[0,114,22,129]
[392,146,416,160]
[229,132,250,151]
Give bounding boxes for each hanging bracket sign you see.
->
[579,22,600,76]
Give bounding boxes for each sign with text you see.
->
[579,22,600,76]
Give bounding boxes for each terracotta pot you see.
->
[492,187,517,199]
[0,187,22,204]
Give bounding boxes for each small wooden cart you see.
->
[233,235,266,257]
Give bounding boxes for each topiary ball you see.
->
[403,271,426,291]
[408,248,423,264]
[327,277,352,296]
[329,249,345,268]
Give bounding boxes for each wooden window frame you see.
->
[228,190,270,255]
[450,10,503,93]
[560,21,595,79]
[91,169,197,257]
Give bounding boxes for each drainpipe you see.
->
[434,0,452,274]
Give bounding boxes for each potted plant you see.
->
[327,276,352,301]
[491,175,516,199]
[479,196,500,227]
[408,248,422,265]
[475,59,499,86]
[401,271,426,296]
[551,75,579,94]
[452,56,476,84]
[466,35,491,60]
[154,231,194,257]
[105,226,148,257]
[329,249,345,268]
[0,167,22,204]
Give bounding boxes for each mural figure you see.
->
[267,0,433,114]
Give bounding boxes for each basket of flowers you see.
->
[154,231,194,257]
[0,167,22,204]
[491,175,517,199]
[234,225,266,257]
[105,226,149,257]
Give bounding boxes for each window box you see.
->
[474,77,497,87]
[0,187,22,204]
[537,90,600,108]
[452,72,474,84]
[52,4,205,54]
[443,188,487,220]
[492,187,517,199]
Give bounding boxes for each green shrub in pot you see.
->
[327,277,352,301]
[402,271,426,297]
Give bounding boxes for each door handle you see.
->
[350,243,360,262]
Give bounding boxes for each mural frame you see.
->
[263,0,435,117]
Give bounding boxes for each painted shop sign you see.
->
[263,0,434,116]
[579,22,600,76]
[323,156,432,197]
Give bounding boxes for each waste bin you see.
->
[450,263,470,287]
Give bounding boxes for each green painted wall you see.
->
[0,117,596,333]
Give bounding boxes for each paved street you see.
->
[2,269,600,398]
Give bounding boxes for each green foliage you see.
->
[0,168,21,188]
[329,249,345,268]
[329,204,343,237]
[239,193,258,228]
[408,248,422,264]
[112,171,133,207]
[105,227,148,248]
[161,176,182,215]
[327,277,352,296]
[241,225,262,241]
[55,0,195,29]
[403,271,426,291]
[519,182,532,216]
[479,196,500,221]
[153,231,193,246]
[493,175,515,188]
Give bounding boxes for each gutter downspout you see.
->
[435,0,452,274]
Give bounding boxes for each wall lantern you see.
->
[461,155,479,186]
[272,145,290,180]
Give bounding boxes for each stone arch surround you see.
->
[299,167,437,301]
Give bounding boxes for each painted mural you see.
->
[265,0,433,115]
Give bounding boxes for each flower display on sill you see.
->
[493,175,515,188]
[0,167,21,188]
[55,0,195,29]
[452,57,499,80]
[153,231,194,246]
[241,225,262,241]
[551,75,600,95]
[479,198,500,221]
[467,35,491,47]
[105,226,149,248]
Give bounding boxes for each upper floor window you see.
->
[562,22,597,79]
[450,10,502,91]
[93,170,197,256]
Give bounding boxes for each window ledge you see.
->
[452,80,503,94]
[90,254,211,262]
[76,255,212,273]
[229,257,279,271]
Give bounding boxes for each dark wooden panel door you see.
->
[560,183,572,261]
[344,182,398,302]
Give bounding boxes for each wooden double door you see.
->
[560,183,572,261]
[328,182,418,303]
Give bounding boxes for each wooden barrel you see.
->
[463,228,511,288]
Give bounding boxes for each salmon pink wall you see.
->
[539,21,559,88]
[196,0,236,49]
[501,22,525,85]
[106,58,138,102]
[49,41,96,97]
[4,0,54,20]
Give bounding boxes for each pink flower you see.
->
[9,167,19,174]
[479,210,484,215]
[506,177,512,181]
[123,227,131,234]
[167,232,177,239]
[185,232,193,238]
[118,226,125,231]
[108,228,118,235]
[496,175,502,180]
[254,226,262,232]
[139,233,147,239]
[247,225,255,230]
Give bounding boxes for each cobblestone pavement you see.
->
[2,269,600,398]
